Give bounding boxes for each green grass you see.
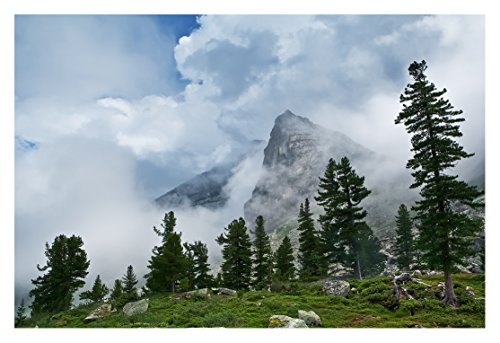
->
[21,274,485,328]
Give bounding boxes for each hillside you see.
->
[21,274,484,328]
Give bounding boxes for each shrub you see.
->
[197,310,241,327]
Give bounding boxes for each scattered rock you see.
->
[182,288,210,299]
[465,286,475,297]
[123,299,149,317]
[298,310,321,326]
[84,303,115,323]
[412,270,422,276]
[469,263,482,274]
[322,280,350,297]
[212,287,237,296]
[269,315,308,328]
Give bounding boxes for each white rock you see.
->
[269,315,308,328]
[298,310,321,326]
[123,299,149,316]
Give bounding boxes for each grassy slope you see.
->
[23,274,484,328]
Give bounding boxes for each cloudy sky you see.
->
[14,15,484,303]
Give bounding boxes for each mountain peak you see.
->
[274,110,315,130]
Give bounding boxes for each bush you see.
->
[270,280,291,292]
[197,310,241,327]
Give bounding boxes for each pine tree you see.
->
[109,279,123,303]
[396,60,484,306]
[79,275,109,304]
[394,204,414,270]
[15,299,27,327]
[274,236,295,281]
[122,265,139,300]
[183,242,196,291]
[185,241,214,289]
[146,211,188,293]
[315,157,384,279]
[297,198,325,280]
[251,216,273,290]
[216,218,253,290]
[29,234,90,314]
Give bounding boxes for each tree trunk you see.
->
[442,270,457,307]
[355,254,363,280]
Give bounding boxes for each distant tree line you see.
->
[18,60,483,325]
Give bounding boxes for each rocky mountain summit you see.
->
[244,110,376,231]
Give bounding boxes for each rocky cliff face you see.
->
[244,110,377,232]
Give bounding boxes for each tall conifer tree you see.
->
[191,241,214,289]
[394,204,414,270]
[396,60,483,306]
[146,212,188,292]
[109,279,123,303]
[216,218,253,290]
[252,216,273,290]
[122,265,139,300]
[29,234,90,314]
[80,274,109,303]
[297,198,324,280]
[184,241,214,289]
[315,157,384,279]
[274,236,295,281]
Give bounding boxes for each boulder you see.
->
[123,299,149,317]
[269,315,308,328]
[323,280,350,297]
[84,303,115,323]
[412,270,422,276]
[182,288,210,299]
[465,286,475,297]
[298,310,321,326]
[212,287,237,296]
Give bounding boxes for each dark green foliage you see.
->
[122,265,139,301]
[252,216,273,289]
[109,279,123,303]
[396,60,484,305]
[146,211,188,292]
[184,241,214,289]
[355,223,385,278]
[315,157,384,279]
[216,218,253,290]
[79,275,109,304]
[15,299,27,327]
[297,198,325,280]
[29,234,90,314]
[274,236,295,281]
[183,243,196,290]
[394,204,414,270]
